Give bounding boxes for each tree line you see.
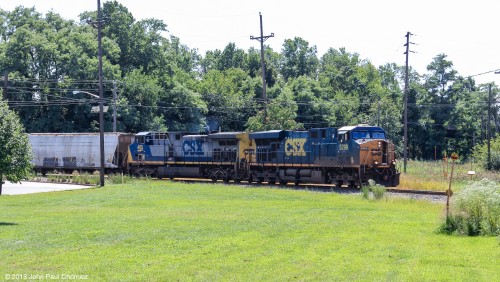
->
[1,1,498,163]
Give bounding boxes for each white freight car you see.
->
[28,133,134,174]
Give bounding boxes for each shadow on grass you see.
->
[0,222,18,226]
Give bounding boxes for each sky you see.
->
[2,0,500,84]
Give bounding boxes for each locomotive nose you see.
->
[360,140,390,168]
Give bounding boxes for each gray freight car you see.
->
[29,133,134,175]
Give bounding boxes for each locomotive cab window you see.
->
[338,131,349,142]
[136,136,145,144]
[352,131,370,140]
[372,131,386,139]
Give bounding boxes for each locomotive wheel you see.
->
[279,181,287,186]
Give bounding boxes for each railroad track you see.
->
[35,174,448,200]
[163,178,447,196]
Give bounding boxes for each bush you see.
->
[73,173,99,185]
[361,179,386,200]
[361,186,370,200]
[372,185,386,200]
[108,173,133,184]
[472,136,500,170]
[440,179,500,236]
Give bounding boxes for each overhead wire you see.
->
[4,69,498,128]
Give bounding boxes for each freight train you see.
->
[28,125,400,187]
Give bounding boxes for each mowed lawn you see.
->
[1,181,499,281]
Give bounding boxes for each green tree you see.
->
[118,70,163,132]
[197,68,259,131]
[280,37,319,81]
[317,47,391,128]
[0,98,33,195]
[283,76,327,128]
[473,134,500,170]
[1,6,122,133]
[417,54,459,159]
[444,77,481,158]
[377,63,404,145]
[218,42,246,71]
[246,87,302,131]
[160,83,207,132]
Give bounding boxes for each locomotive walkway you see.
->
[2,181,93,195]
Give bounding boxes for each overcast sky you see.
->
[2,0,500,84]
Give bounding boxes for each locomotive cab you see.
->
[337,125,392,167]
[337,125,399,186]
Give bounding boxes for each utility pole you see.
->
[488,84,492,170]
[97,0,105,186]
[403,32,414,174]
[3,71,7,99]
[377,100,381,126]
[86,0,109,186]
[250,12,274,124]
[112,81,117,132]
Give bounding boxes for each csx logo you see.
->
[285,138,307,156]
[183,140,204,155]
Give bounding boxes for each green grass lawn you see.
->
[1,180,499,281]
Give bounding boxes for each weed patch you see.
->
[361,179,386,200]
[440,179,500,236]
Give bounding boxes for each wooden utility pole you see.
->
[488,84,492,170]
[113,81,117,132]
[97,0,105,187]
[446,152,458,217]
[403,32,414,174]
[3,71,7,99]
[250,13,274,124]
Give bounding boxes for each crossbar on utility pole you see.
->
[250,12,273,124]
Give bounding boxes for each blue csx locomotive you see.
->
[127,125,400,187]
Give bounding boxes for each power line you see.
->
[467,69,500,78]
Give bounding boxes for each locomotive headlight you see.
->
[374,161,379,165]
[378,142,381,148]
